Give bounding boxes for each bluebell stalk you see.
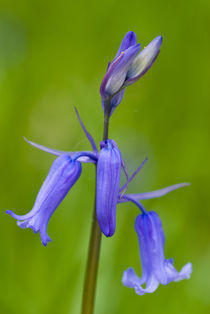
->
[100,31,163,115]
[122,208,192,295]
[5,31,192,311]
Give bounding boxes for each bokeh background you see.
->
[0,0,210,313]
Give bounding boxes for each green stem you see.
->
[81,110,110,314]
[81,191,102,314]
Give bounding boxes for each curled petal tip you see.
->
[41,236,52,247]
[6,210,16,218]
[175,262,193,281]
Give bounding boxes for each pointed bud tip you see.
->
[126,31,137,40]
[154,35,163,49]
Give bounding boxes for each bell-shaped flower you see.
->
[7,154,82,246]
[96,139,126,237]
[100,31,163,115]
[122,210,192,295]
[6,108,98,246]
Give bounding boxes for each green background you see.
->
[0,0,210,313]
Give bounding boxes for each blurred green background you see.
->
[0,0,210,313]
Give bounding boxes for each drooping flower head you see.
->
[100,31,163,115]
[7,154,82,246]
[6,108,98,246]
[122,210,192,295]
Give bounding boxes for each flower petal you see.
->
[100,44,141,97]
[115,31,137,58]
[163,259,192,284]
[122,267,159,295]
[96,140,121,236]
[125,36,163,86]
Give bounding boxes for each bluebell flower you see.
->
[7,155,82,246]
[122,207,192,295]
[6,108,98,246]
[96,139,128,237]
[100,31,163,115]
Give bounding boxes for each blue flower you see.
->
[96,139,123,237]
[7,155,82,246]
[100,31,163,115]
[6,108,98,246]
[122,209,192,295]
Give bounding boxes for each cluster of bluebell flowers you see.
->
[6,31,192,295]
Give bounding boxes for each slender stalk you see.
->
[81,189,102,314]
[81,109,110,314]
[103,113,109,140]
[103,99,110,140]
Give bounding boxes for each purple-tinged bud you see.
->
[7,154,82,246]
[125,36,163,86]
[122,211,192,295]
[100,32,163,116]
[96,139,121,237]
[100,44,141,97]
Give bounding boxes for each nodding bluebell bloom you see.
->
[100,31,163,115]
[96,139,128,237]
[6,108,98,246]
[7,155,82,246]
[122,210,192,295]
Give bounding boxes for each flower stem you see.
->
[81,193,102,314]
[103,110,110,140]
[81,110,110,314]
